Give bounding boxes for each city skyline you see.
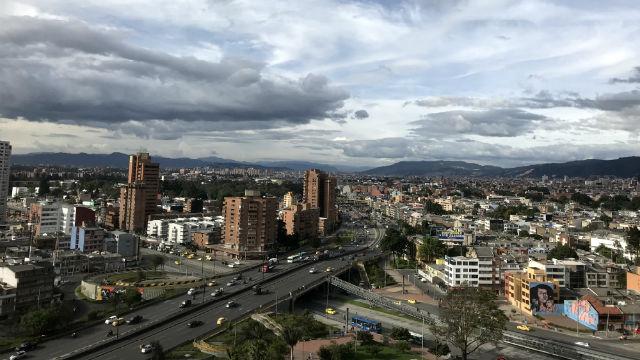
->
[1,1,640,167]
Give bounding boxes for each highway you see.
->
[12,228,384,360]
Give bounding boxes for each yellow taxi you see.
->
[407,299,417,304]
[174,260,181,265]
[217,317,226,325]
[516,324,531,332]
[325,308,337,315]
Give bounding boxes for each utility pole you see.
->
[201,256,205,303]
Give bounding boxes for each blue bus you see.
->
[351,316,382,333]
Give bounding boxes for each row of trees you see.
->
[160,179,303,203]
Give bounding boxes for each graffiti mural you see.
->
[529,282,558,314]
[564,300,598,331]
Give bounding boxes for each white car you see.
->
[309,268,317,274]
[105,315,118,325]
[420,277,427,283]
[140,344,154,353]
[10,351,26,360]
[575,341,590,347]
[227,263,236,268]
[187,288,196,296]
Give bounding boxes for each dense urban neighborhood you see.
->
[0,141,640,359]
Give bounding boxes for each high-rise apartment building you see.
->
[221,190,277,258]
[119,153,159,232]
[282,203,319,240]
[0,141,10,224]
[283,191,295,209]
[302,169,337,231]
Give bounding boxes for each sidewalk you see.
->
[375,268,439,306]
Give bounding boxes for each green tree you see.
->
[281,325,302,360]
[356,331,374,344]
[147,254,165,271]
[627,227,640,264]
[390,327,411,340]
[38,177,50,196]
[379,227,410,259]
[428,286,507,360]
[417,237,447,263]
[124,288,142,307]
[547,244,578,260]
[238,319,272,360]
[20,304,70,336]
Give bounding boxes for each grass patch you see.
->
[364,261,396,287]
[165,342,212,359]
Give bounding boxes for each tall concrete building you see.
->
[303,169,337,231]
[221,190,277,258]
[119,153,159,232]
[0,141,10,224]
[282,203,319,241]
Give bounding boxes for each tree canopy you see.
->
[417,237,447,263]
[547,244,578,260]
[428,286,507,360]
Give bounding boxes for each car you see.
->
[407,299,417,304]
[393,300,402,305]
[180,299,192,308]
[309,268,317,274]
[420,277,427,283]
[9,350,26,360]
[111,318,125,326]
[174,260,181,265]
[226,280,237,286]
[15,342,35,352]
[211,289,224,297]
[516,325,530,332]
[126,315,143,324]
[325,267,333,272]
[227,263,236,268]
[226,300,237,308]
[187,288,197,296]
[205,255,213,261]
[574,341,590,347]
[325,308,337,315]
[217,317,226,325]
[187,320,203,328]
[140,344,154,353]
[105,315,118,325]
[207,281,217,286]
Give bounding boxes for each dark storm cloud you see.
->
[334,137,640,167]
[0,17,348,130]
[410,108,550,138]
[610,66,640,83]
[353,110,369,119]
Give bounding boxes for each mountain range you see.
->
[10,152,640,177]
[10,152,358,173]
[362,157,640,178]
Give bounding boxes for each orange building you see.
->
[505,267,561,315]
[302,169,337,232]
[627,267,640,293]
[220,190,277,259]
[282,203,319,240]
[119,153,159,232]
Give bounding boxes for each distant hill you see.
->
[256,161,340,173]
[362,161,503,177]
[12,152,253,169]
[362,157,640,178]
[503,157,640,178]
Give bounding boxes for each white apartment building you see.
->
[0,141,10,224]
[444,255,479,287]
[444,247,500,291]
[590,232,633,261]
[150,217,222,245]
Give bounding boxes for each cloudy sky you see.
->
[1,0,640,167]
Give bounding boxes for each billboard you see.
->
[529,282,558,314]
[564,300,598,331]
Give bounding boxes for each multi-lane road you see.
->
[12,228,384,360]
